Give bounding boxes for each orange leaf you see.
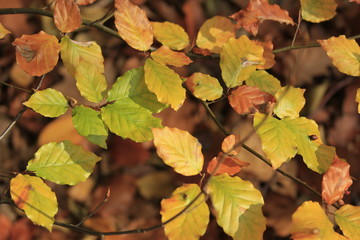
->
[76,0,97,5]
[54,0,82,33]
[228,85,275,115]
[12,31,60,76]
[256,40,275,69]
[221,134,241,155]
[151,46,193,67]
[322,155,353,205]
[114,0,153,51]
[230,0,294,35]
[207,153,249,176]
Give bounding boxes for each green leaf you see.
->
[254,113,297,169]
[107,67,166,113]
[335,204,360,240]
[144,58,186,110]
[206,174,264,237]
[23,88,69,118]
[233,204,266,240]
[26,141,101,185]
[101,98,162,142]
[245,70,281,96]
[72,105,108,149]
[152,21,189,50]
[274,86,306,119]
[186,73,223,101]
[161,184,209,240]
[10,174,57,231]
[220,36,265,88]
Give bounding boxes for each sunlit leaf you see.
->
[322,156,353,205]
[256,40,276,69]
[318,35,360,76]
[23,88,69,118]
[12,31,60,76]
[196,16,235,54]
[230,0,294,35]
[27,141,101,185]
[185,72,223,101]
[274,86,306,119]
[107,67,166,113]
[221,134,241,155]
[315,144,336,173]
[153,127,203,176]
[206,174,264,237]
[72,105,108,149]
[101,98,162,142]
[207,154,249,176]
[300,0,337,23]
[54,0,81,33]
[10,174,57,231]
[335,204,360,240]
[245,70,281,96]
[144,58,186,111]
[233,204,266,240]
[76,0,97,5]
[151,46,193,67]
[228,85,275,115]
[357,88,360,113]
[291,201,338,240]
[161,184,209,240]
[114,0,153,51]
[220,36,265,88]
[254,113,297,169]
[152,21,189,50]
[0,22,10,38]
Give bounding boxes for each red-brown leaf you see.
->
[256,40,275,69]
[230,0,294,35]
[221,134,241,155]
[76,0,97,5]
[322,155,353,205]
[207,153,249,176]
[12,31,61,76]
[228,85,275,115]
[54,0,82,33]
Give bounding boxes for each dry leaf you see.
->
[54,0,82,33]
[207,153,249,176]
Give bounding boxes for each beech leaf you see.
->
[233,204,266,240]
[23,88,69,118]
[206,174,264,237]
[12,31,60,76]
[196,16,235,54]
[76,0,97,5]
[335,204,360,240]
[322,156,353,205]
[185,72,223,101]
[10,174,57,231]
[151,46,193,67]
[0,22,10,38]
[152,22,189,50]
[300,0,337,23]
[114,0,153,51]
[152,127,204,176]
[54,0,81,33]
[161,184,209,240]
[228,85,275,115]
[318,35,360,76]
[26,141,101,185]
[274,86,306,118]
[245,70,281,96]
[256,40,276,69]
[207,154,249,176]
[221,134,241,155]
[230,0,294,35]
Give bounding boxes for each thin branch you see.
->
[0,81,32,93]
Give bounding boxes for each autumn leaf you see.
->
[230,0,294,36]
[196,16,235,54]
[233,204,266,240]
[144,58,186,110]
[152,127,204,176]
[76,0,97,5]
[256,40,276,69]
[0,22,10,38]
[10,174,58,231]
[322,156,353,205]
[206,174,264,237]
[220,36,265,88]
[185,72,223,101]
[207,153,249,176]
[152,22,189,50]
[161,184,209,240]
[318,35,360,76]
[245,70,281,96]
[12,31,60,76]
[274,86,306,119]
[335,204,360,240]
[151,46,193,67]
[54,0,81,33]
[300,0,337,23]
[221,134,241,155]
[114,0,153,51]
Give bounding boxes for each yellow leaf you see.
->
[196,16,235,54]
[220,36,265,88]
[161,184,209,240]
[356,88,360,113]
[274,86,306,118]
[300,0,337,23]
[335,204,360,240]
[318,35,360,76]
[152,127,204,176]
[144,58,185,110]
[10,174,58,231]
[151,46,193,67]
[233,204,266,240]
[114,0,153,51]
[0,22,10,38]
[185,72,223,101]
[152,21,189,50]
